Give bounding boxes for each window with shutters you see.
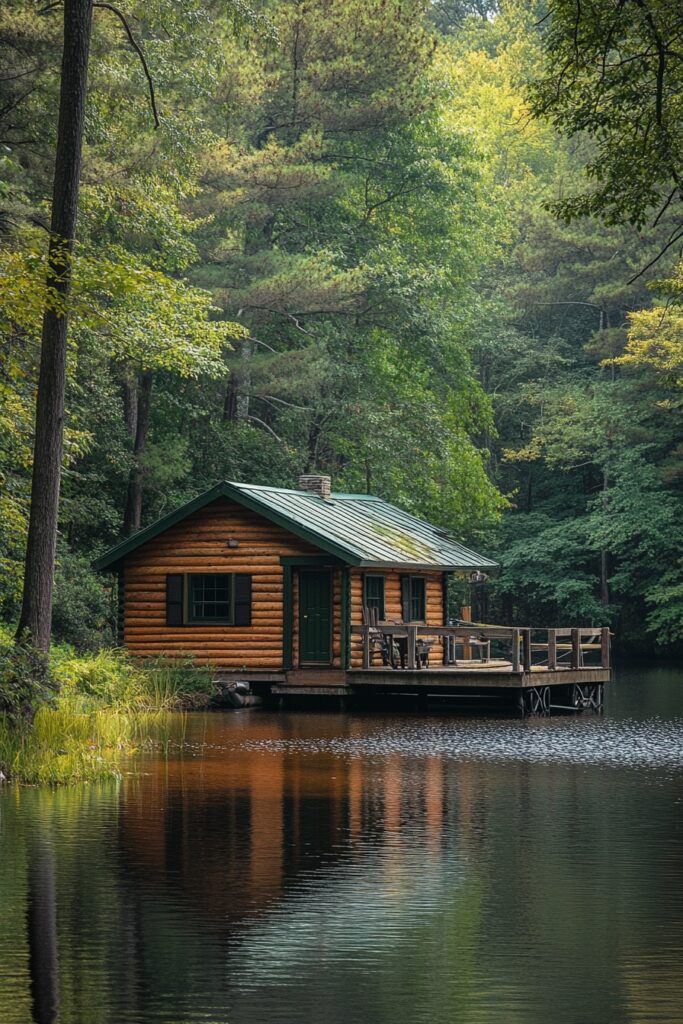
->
[165,572,253,626]
[364,575,385,620]
[187,574,233,624]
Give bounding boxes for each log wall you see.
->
[123,498,319,669]
[121,497,445,672]
[349,568,446,668]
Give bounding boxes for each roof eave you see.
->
[356,559,499,572]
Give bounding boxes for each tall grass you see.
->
[51,647,213,713]
[0,626,211,785]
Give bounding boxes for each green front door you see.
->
[299,570,332,665]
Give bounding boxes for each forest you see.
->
[1,0,682,665]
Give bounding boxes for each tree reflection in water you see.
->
[27,837,59,1024]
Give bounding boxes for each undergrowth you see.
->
[0,624,213,785]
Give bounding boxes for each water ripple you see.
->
[240,717,683,769]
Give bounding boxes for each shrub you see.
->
[0,628,54,724]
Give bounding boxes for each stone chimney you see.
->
[298,474,332,500]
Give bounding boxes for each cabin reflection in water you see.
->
[119,720,469,927]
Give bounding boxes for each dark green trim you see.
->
[116,566,125,644]
[340,568,351,670]
[442,571,451,626]
[280,554,344,567]
[93,481,363,572]
[282,564,293,671]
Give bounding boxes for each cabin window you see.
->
[188,573,233,623]
[401,575,426,623]
[364,575,385,620]
[165,573,252,627]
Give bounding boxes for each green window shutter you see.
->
[400,574,410,622]
[234,574,252,626]
[166,574,184,626]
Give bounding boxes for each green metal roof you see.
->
[93,481,498,573]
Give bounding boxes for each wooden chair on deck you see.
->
[416,638,433,668]
[362,606,388,666]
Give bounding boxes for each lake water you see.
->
[2,668,683,1024]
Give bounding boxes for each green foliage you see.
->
[528,0,683,231]
[51,545,116,651]
[615,261,683,387]
[449,2,683,650]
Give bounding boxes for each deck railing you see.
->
[350,624,611,672]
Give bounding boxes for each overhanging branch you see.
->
[93,2,159,128]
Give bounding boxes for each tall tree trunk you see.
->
[123,371,153,536]
[16,0,93,651]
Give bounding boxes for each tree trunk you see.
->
[123,371,153,536]
[223,336,252,423]
[121,368,139,439]
[16,0,93,651]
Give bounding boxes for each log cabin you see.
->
[94,475,498,687]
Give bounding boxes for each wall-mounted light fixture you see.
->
[227,538,240,549]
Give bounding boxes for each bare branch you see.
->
[247,415,282,442]
[257,394,309,411]
[628,224,683,283]
[93,3,159,128]
[248,334,279,354]
[651,186,678,227]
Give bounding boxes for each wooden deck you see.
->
[346,663,610,688]
[268,624,612,712]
